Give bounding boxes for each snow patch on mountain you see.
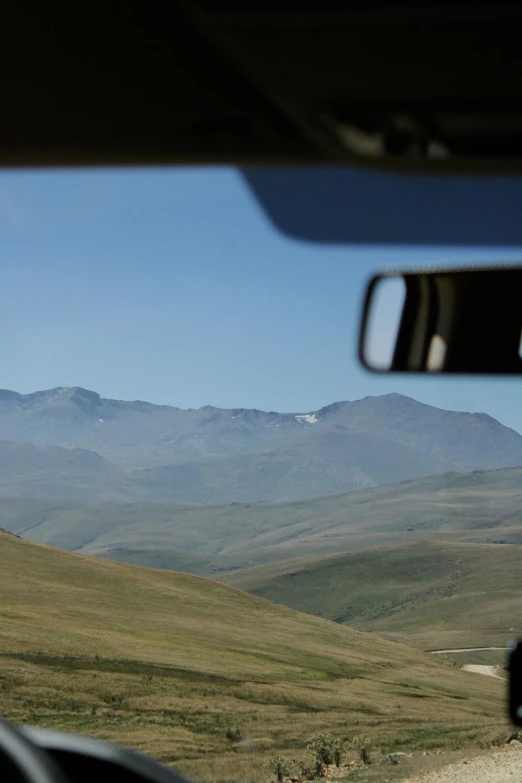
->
[295,414,318,424]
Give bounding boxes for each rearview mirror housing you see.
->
[359,266,522,374]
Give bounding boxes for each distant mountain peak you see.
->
[0,389,21,402]
[69,387,101,401]
[53,386,100,400]
[0,386,481,420]
[36,387,102,413]
[361,392,422,405]
[0,385,521,504]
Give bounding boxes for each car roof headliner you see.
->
[1,2,522,174]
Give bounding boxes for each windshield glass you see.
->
[1,167,520,783]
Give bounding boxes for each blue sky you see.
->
[2,167,522,432]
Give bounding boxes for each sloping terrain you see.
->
[1,387,522,502]
[0,530,507,782]
[3,466,521,571]
[123,430,460,503]
[0,432,460,503]
[316,395,522,471]
[0,441,123,501]
[219,541,522,650]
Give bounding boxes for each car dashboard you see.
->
[1,720,192,783]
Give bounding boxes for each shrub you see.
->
[298,762,316,781]
[306,733,334,767]
[352,735,372,765]
[331,737,347,766]
[491,732,508,747]
[265,755,289,783]
[306,733,347,770]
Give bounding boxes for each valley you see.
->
[2,386,522,781]
[218,541,522,651]
[3,466,522,578]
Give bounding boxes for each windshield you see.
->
[1,167,520,783]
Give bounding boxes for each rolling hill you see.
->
[0,441,122,501]
[219,540,522,651]
[0,529,508,781]
[1,386,522,502]
[3,466,521,572]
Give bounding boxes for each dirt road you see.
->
[401,746,522,783]
[461,664,504,679]
[428,647,507,679]
[430,647,506,655]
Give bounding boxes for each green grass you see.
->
[219,541,522,650]
[4,466,522,576]
[438,650,508,667]
[0,531,510,782]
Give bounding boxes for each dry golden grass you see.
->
[0,531,510,782]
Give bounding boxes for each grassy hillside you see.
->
[220,541,522,650]
[438,650,508,667]
[0,531,508,782]
[3,467,522,575]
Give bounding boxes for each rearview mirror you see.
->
[359,266,522,374]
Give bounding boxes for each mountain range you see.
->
[1,386,522,503]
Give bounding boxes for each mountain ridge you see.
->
[1,386,522,503]
[1,385,512,422]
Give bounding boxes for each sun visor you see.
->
[241,167,522,246]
